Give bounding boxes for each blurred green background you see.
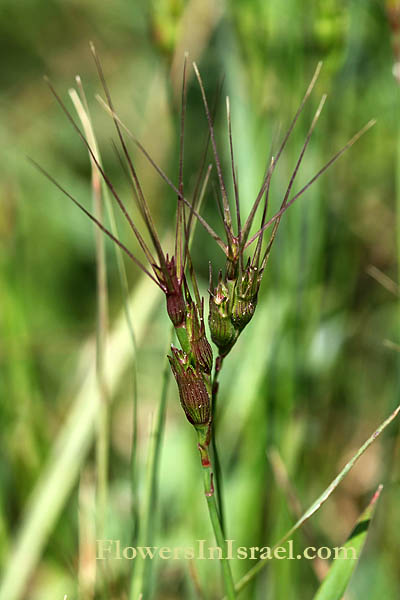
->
[1,1,400,599]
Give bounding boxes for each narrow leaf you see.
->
[312,485,383,600]
[228,403,400,597]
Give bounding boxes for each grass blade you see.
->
[70,80,141,547]
[312,485,383,600]
[0,276,159,600]
[228,403,400,597]
[69,85,109,546]
[268,447,328,581]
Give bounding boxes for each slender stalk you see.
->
[130,336,171,600]
[69,87,109,545]
[78,470,96,599]
[193,62,233,237]
[92,120,109,547]
[197,427,236,600]
[211,355,225,534]
[70,81,141,570]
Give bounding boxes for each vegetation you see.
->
[1,1,400,599]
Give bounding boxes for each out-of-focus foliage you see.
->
[1,1,400,599]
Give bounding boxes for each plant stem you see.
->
[69,86,110,543]
[211,355,225,534]
[70,84,140,542]
[197,427,236,600]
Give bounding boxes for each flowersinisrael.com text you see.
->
[96,539,357,561]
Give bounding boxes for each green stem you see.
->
[197,427,236,600]
[211,355,225,534]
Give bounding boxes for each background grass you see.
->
[1,1,400,599]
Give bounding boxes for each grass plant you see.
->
[2,4,400,599]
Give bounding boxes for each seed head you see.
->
[191,61,374,360]
[185,297,213,374]
[39,52,374,433]
[156,255,186,328]
[168,347,211,427]
[208,270,237,356]
[230,262,262,332]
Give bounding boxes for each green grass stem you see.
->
[197,427,236,600]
